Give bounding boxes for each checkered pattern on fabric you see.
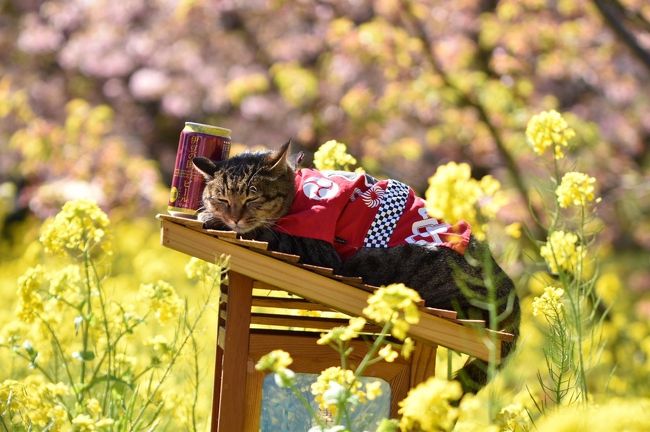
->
[363,180,410,248]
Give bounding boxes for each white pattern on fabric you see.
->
[360,184,385,208]
[363,180,410,247]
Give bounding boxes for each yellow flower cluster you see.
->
[16,265,45,323]
[317,316,367,345]
[0,376,70,431]
[425,162,506,240]
[39,199,111,257]
[362,283,421,340]
[365,380,383,401]
[255,349,296,388]
[540,230,586,274]
[378,344,399,362]
[48,265,84,308]
[138,280,184,324]
[556,171,599,208]
[398,377,462,432]
[71,414,114,431]
[184,255,229,286]
[255,349,293,373]
[532,285,565,318]
[496,402,531,432]
[310,366,365,415]
[313,140,358,171]
[526,110,576,159]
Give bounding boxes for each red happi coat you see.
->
[274,169,471,259]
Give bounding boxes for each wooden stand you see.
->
[157,215,513,432]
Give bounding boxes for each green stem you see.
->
[289,385,324,429]
[90,258,113,411]
[13,351,54,382]
[354,319,393,379]
[80,249,92,389]
[333,319,393,426]
[190,329,200,432]
[338,341,348,370]
[128,281,218,431]
[576,206,589,401]
[37,313,80,401]
[0,415,9,432]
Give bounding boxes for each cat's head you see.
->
[192,140,295,233]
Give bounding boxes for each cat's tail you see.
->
[454,296,520,394]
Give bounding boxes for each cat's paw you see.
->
[198,212,230,230]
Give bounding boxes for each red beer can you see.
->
[168,122,231,217]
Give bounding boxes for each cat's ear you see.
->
[268,139,291,174]
[192,157,220,180]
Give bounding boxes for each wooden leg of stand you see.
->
[410,342,438,386]
[210,283,227,432]
[216,272,253,432]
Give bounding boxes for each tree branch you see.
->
[593,0,650,71]
[399,0,545,242]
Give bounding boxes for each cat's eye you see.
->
[214,198,230,206]
[243,197,259,206]
[249,185,258,194]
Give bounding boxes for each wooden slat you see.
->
[332,274,364,284]
[252,280,288,293]
[222,310,380,332]
[251,296,334,312]
[453,319,486,328]
[217,326,226,349]
[157,213,204,228]
[221,237,268,250]
[206,229,238,239]
[488,329,516,343]
[160,218,511,360]
[300,263,334,275]
[250,313,348,330]
[348,281,376,292]
[422,307,457,319]
[261,250,301,263]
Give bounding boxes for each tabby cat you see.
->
[192,141,520,393]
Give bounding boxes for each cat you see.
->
[192,140,520,393]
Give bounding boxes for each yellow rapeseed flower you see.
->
[313,140,358,171]
[317,316,367,345]
[255,349,293,373]
[526,110,576,159]
[425,162,506,240]
[556,171,599,208]
[496,402,531,432]
[40,199,112,257]
[16,265,45,323]
[401,337,415,359]
[365,381,383,401]
[398,377,462,432]
[532,285,565,318]
[378,344,399,362]
[138,280,183,325]
[363,284,421,340]
[540,231,586,274]
[184,255,229,285]
[311,366,364,415]
[0,376,71,430]
[505,222,522,239]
